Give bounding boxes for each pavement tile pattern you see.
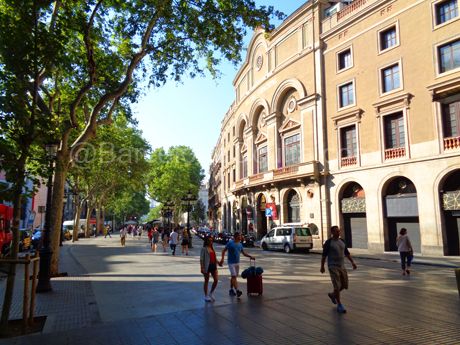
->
[0,235,459,345]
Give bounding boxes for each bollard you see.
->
[456,268,460,298]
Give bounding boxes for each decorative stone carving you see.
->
[256,55,263,70]
[287,96,297,113]
[443,191,460,211]
[341,197,366,213]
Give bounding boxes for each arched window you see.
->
[287,190,300,223]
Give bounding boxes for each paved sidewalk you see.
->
[310,248,460,268]
[0,235,459,345]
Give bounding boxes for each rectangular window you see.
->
[380,26,397,51]
[242,156,248,178]
[384,112,405,149]
[439,39,460,73]
[228,150,230,163]
[258,146,268,173]
[442,99,460,150]
[340,125,357,157]
[233,126,235,136]
[233,168,236,182]
[227,172,230,188]
[442,101,460,137]
[228,132,230,141]
[338,49,352,70]
[382,64,400,93]
[284,134,300,166]
[436,0,458,25]
[339,82,354,108]
[233,146,235,158]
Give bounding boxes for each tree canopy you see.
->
[148,146,204,204]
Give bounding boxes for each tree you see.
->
[145,205,162,223]
[192,199,207,225]
[148,146,204,204]
[68,114,150,235]
[0,2,60,328]
[1,1,284,279]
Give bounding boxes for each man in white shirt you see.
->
[169,228,179,255]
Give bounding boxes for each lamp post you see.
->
[163,201,174,232]
[36,142,59,293]
[181,191,197,248]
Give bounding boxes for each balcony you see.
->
[444,136,460,151]
[249,173,264,183]
[341,156,357,167]
[384,147,405,160]
[273,165,299,177]
[232,161,319,192]
[322,0,378,32]
[337,0,367,21]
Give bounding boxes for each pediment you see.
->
[279,119,301,133]
[255,132,267,145]
[240,143,248,153]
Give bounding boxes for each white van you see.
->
[260,224,313,253]
[62,220,95,238]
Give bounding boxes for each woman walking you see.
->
[151,227,160,252]
[200,236,219,302]
[396,228,413,275]
[181,229,190,255]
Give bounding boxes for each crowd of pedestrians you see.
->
[108,222,416,314]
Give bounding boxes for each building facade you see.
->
[209,0,460,256]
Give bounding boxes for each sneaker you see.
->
[209,293,215,302]
[204,296,212,302]
[236,290,243,297]
[229,289,236,296]
[337,304,347,314]
[327,293,337,305]
[406,269,410,275]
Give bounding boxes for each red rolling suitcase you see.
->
[246,259,263,295]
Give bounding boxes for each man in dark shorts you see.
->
[320,225,357,313]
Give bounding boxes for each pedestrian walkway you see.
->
[0,235,459,345]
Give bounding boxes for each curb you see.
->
[310,250,460,269]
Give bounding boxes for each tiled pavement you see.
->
[0,235,459,345]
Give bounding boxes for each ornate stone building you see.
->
[209,0,460,256]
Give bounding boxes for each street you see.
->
[1,234,459,345]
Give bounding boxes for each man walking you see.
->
[219,232,254,298]
[169,227,179,255]
[320,225,357,313]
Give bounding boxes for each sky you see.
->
[132,1,305,179]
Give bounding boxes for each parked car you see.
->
[260,224,313,253]
[19,228,32,252]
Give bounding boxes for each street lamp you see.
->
[181,191,197,248]
[36,142,59,293]
[163,201,174,232]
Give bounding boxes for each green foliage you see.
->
[145,205,162,222]
[192,199,207,225]
[147,146,204,206]
[68,113,150,218]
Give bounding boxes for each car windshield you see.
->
[295,227,311,236]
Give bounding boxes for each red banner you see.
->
[265,203,278,220]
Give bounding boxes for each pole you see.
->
[36,161,54,293]
[187,205,193,248]
[59,201,65,246]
